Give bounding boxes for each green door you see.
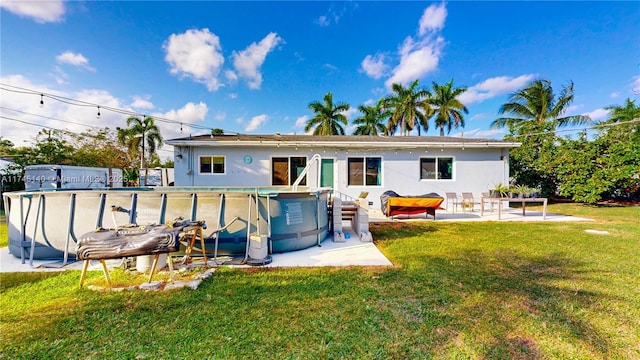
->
[320,158,334,187]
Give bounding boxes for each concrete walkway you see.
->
[0,223,392,273]
[368,207,594,223]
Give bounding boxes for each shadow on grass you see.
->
[0,271,61,293]
[0,242,630,358]
[379,248,615,358]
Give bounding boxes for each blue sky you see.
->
[1,1,638,159]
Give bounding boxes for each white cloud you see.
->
[418,2,447,35]
[214,112,226,121]
[582,108,610,121]
[385,36,444,88]
[470,113,490,121]
[232,32,283,89]
[0,75,121,145]
[229,93,238,99]
[157,102,208,123]
[315,3,355,27]
[458,74,536,105]
[295,115,308,128]
[245,114,268,132]
[341,107,358,120]
[451,128,505,139]
[236,117,244,124]
[632,76,640,93]
[51,66,68,85]
[317,15,330,27]
[610,92,619,99]
[324,63,338,71]
[225,70,238,82]
[56,51,95,72]
[130,96,154,110]
[152,102,209,141]
[360,53,388,79]
[382,3,449,88]
[563,104,583,115]
[0,0,65,23]
[163,28,225,91]
[371,87,385,96]
[345,124,358,135]
[0,75,209,150]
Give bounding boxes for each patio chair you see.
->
[445,192,461,213]
[461,192,478,213]
[481,192,495,212]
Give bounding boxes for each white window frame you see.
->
[419,156,454,181]
[270,156,307,186]
[347,156,382,187]
[198,155,226,175]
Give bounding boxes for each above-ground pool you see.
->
[3,187,331,262]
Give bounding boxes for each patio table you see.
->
[480,197,548,220]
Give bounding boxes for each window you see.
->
[272,156,307,186]
[420,157,453,180]
[199,156,225,174]
[348,157,381,186]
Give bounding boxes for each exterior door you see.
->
[320,158,334,188]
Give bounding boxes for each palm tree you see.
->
[383,79,431,136]
[491,79,590,132]
[604,98,640,123]
[306,92,350,135]
[352,100,391,136]
[117,116,163,168]
[429,79,468,136]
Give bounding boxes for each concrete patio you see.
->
[0,207,592,274]
[368,206,594,223]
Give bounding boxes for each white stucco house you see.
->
[165,134,520,208]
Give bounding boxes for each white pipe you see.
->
[293,153,322,191]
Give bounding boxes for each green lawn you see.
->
[1,204,639,359]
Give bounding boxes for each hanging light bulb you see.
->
[39,94,44,108]
[97,106,101,119]
[180,123,183,132]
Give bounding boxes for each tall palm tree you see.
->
[429,79,468,136]
[306,92,350,135]
[117,116,163,168]
[604,98,640,123]
[383,79,431,136]
[352,100,391,136]
[491,79,589,132]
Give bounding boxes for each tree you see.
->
[383,79,431,136]
[352,100,391,136]
[429,79,468,136]
[605,98,640,124]
[495,80,590,198]
[117,116,163,168]
[30,129,74,165]
[306,92,350,135]
[594,99,640,200]
[491,79,590,132]
[505,122,559,198]
[71,128,133,169]
[553,132,607,204]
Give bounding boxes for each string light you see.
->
[4,82,637,141]
[97,106,101,119]
[2,83,240,135]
